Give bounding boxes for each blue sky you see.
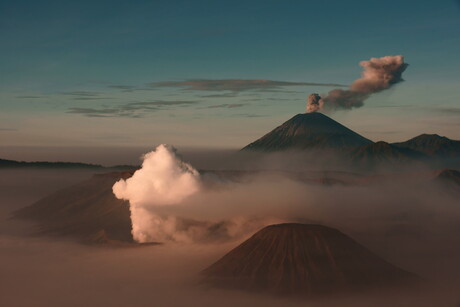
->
[1,0,459,152]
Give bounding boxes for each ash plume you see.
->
[306,93,322,113]
[306,55,408,112]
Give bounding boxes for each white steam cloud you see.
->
[306,55,408,112]
[112,144,277,243]
[113,144,201,243]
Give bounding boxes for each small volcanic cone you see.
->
[202,223,416,296]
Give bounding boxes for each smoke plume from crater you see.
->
[112,145,279,243]
[306,93,322,113]
[112,144,201,243]
[307,55,408,113]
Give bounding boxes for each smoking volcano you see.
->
[202,223,417,296]
[307,55,408,112]
[242,112,372,151]
[240,112,460,169]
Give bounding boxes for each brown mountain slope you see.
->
[13,171,134,243]
[202,223,416,296]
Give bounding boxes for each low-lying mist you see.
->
[1,150,460,306]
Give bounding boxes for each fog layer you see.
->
[1,160,460,306]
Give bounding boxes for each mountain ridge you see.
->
[348,141,427,167]
[0,158,136,170]
[392,134,460,158]
[241,112,459,168]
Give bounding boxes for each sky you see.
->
[1,0,460,157]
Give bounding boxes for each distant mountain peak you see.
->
[411,133,449,141]
[392,133,460,158]
[242,113,373,151]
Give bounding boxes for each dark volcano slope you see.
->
[242,113,373,152]
[202,223,416,296]
[348,141,426,168]
[392,134,460,158]
[392,134,460,168]
[14,171,134,243]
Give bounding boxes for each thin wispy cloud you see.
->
[235,113,267,118]
[204,103,246,109]
[56,91,115,101]
[127,100,198,107]
[16,91,113,101]
[60,91,101,97]
[242,97,298,102]
[252,89,304,94]
[200,93,238,98]
[15,95,44,99]
[151,79,346,92]
[436,107,460,115]
[368,105,460,116]
[108,85,137,91]
[67,107,124,118]
[71,97,112,101]
[108,84,157,92]
[67,100,199,118]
